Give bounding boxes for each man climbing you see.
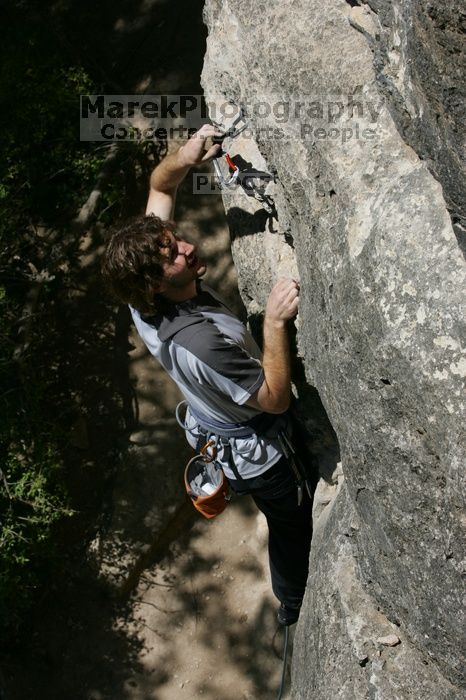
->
[101,124,313,627]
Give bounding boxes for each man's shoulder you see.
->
[171,314,230,356]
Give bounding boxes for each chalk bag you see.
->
[184,442,230,519]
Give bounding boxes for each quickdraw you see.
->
[211,107,276,215]
[212,108,249,141]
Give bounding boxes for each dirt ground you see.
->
[4,491,293,700]
[100,500,292,700]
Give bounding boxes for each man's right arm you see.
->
[145,124,221,219]
[246,278,300,415]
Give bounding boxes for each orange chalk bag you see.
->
[184,439,231,519]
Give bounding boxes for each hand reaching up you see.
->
[265,278,300,325]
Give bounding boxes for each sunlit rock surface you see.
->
[202,1,466,696]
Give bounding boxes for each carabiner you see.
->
[200,439,218,463]
[212,153,240,189]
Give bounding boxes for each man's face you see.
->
[158,232,206,293]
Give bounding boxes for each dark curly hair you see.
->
[101,214,176,314]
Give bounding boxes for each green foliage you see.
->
[0,35,101,232]
[0,4,162,639]
[0,10,98,637]
[0,283,72,634]
[0,444,73,630]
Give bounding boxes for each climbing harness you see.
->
[176,400,308,508]
[211,107,276,214]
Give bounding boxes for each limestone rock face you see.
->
[202,1,466,697]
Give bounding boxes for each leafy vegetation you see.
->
[0,10,100,635]
[0,5,159,637]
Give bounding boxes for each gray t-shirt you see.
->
[130,282,283,479]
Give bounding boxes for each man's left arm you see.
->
[145,124,222,219]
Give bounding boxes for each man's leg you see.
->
[228,457,313,615]
[253,483,312,611]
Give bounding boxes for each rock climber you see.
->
[101,124,313,626]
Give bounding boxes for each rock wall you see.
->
[201,1,466,697]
